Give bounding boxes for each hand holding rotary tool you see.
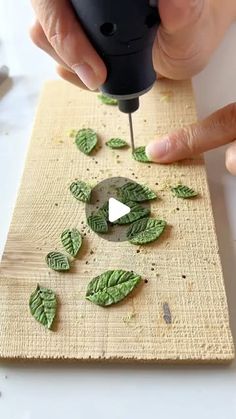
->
[30,0,236,174]
[69,0,159,152]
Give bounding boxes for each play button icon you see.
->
[108,198,130,223]
[85,177,150,242]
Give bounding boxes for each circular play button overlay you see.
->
[85,177,151,242]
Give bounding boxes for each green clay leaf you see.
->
[127,218,166,245]
[132,146,150,163]
[75,128,97,155]
[99,202,109,221]
[118,181,157,202]
[171,185,198,199]
[61,228,82,257]
[46,251,70,271]
[113,200,150,225]
[70,180,92,203]
[87,212,108,234]
[29,284,57,329]
[98,94,118,106]
[106,138,128,149]
[86,270,141,306]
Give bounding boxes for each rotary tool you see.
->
[70,0,160,152]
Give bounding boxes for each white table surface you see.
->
[0,2,236,418]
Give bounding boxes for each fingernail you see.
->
[146,137,169,161]
[73,63,100,90]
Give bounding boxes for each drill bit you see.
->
[128,113,135,153]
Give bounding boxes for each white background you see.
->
[0,2,236,418]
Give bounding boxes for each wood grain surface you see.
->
[0,79,234,362]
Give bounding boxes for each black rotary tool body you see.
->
[70,0,160,149]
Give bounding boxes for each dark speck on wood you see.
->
[163,302,172,324]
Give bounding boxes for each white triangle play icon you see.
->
[108,198,130,223]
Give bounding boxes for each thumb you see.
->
[158,0,205,34]
[154,0,209,79]
[146,103,236,163]
[226,141,236,175]
[31,0,107,90]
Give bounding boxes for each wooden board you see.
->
[0,80,234,362]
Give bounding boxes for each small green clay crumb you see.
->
[159,90,173,102]
[68,129,77,138]
[123,312,137,324]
